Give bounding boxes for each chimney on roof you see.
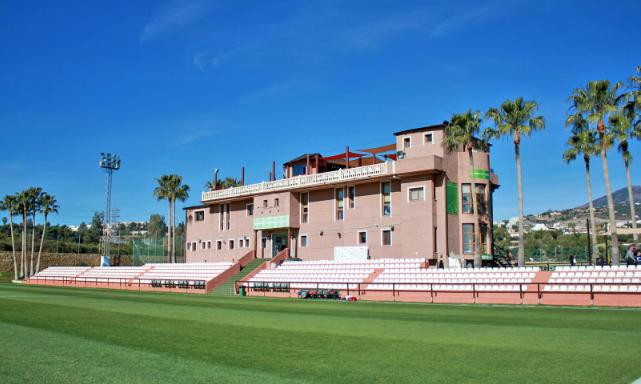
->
[241,166,245,186]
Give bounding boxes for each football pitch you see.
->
[1,284,640,383]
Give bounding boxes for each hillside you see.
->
[578,185,641,210]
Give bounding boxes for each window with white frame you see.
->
[229,239,234,250]
[195,211,205,221]
[381,229,392,246]
[425,132,433,144]
[216,240,222,250]
[201,242,206,250]
[358,231,367,245]
[191,241,197,251]
[403,136,411,149]
[207,241,211,249]
[300,234,308,247]
[408,186,425,202]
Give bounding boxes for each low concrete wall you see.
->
[0,252,133,273]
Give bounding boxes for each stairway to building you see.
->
[211,258,268,296]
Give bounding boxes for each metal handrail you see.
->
[27,275,208,291]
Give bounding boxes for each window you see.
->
[358,231,367,245]
[300,234,308,247]
[229,239,234,250]
[261,237,267,249]
[246,203,254,216]
[463,224,474,254]
[201,242,206,250]
[187,242,191,251]
[207,241,211,249]
[480,223,488,252]
[216,240,222,250]
[195,211,205,221]
[348,186,355,209]
[433,227,438,254]
[425,133,433,144]
[245,238,251,248]
[292,164,306,176]
[336,188,344,220]
[274,198,279,207]
[476,184,487,214]
[219,203,230,230]
[382,229,392,246]
[262,199,268,208]
[238,238,244,248]
[191,242,197,251]
[381,182,391,216]
[403,137,411,149]
[461,184,472,213]
[408,187,425,202]
[300,192,309,223]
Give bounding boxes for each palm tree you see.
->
[443,110,484,267]
[16,190,32,278]
[610,108,640,242]
[25,187,43,276]
[0,194,19,280]
[36,193,59,273]
[486,98,545,267]
[563,113,600,261]
[569,81,624,264]
[205,176,241,191]
[154,175,190,263]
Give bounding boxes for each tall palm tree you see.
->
[486,98,545,267]
[563,114,600,261]
[16,190,32,278]
[569,81,624,264]
[0,194,19,280]
[154,175,174,263]
[25,187,43,276]
[154,175,190,263]
[610,108,640,242]
[443,110,484,267]
[36,193,59,273]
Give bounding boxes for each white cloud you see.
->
[140,0,214,43]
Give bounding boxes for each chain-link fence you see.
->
[132,235,184,265]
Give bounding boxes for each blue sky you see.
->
[1,0,640,225]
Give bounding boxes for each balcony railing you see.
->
[202,162,391,202]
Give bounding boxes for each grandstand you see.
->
[27,261,235,294]
[239,256,641,307]
[24,252,641,306]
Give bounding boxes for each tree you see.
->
[148,214,167,238]
[610,108,640,242]
[443,110,485,266]
[154,175,190,263]
[486,98,545,267]
[569,80,624,264]
[87,212,104,243]
[36,193,59,273]
[25,187,43,276]
[0,195,19,280]
[563,113,600,261]
[205,176,241,191]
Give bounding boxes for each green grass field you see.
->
[1,284,641,383]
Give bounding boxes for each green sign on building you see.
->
[253,215,289,230]
[470,168,490,180]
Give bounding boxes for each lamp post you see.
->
[99,153,121,266]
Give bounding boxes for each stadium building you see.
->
[184,122,499,267]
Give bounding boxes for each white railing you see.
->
[202,162,391,202]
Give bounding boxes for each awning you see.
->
[357,143,396,155]
[322,151,365,161]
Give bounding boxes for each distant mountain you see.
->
[578,185,641,209]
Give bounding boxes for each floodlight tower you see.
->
[99,153,121,266]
